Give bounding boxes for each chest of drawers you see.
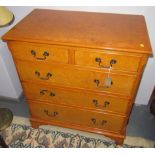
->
[2,9,152,145]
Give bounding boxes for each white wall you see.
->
[0,21,23,99]
[0,6,155,104]
[0,41,22,98]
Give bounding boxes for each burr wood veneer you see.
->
[2,9,152,145]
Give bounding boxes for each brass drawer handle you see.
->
[40,90,55,97]
[49,92,55,96]
[31,50,49,60]
[92,99,110,108]
[91,118,107,125]
[95,58,117,69]
[91,118,96,124]
[94,79,113,88]
[44,109,58,117]
[40,89,48,95]
[35,71,52,80]
[101,120,107,125]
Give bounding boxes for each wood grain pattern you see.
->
[2,9,152,145]
[16,60,136,96]
[8,42,69,64]
[2,9,152,54]
[28,100,125,133]
[22,82,130,114]
[75,49,142,72]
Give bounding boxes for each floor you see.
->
[0,96,155,141]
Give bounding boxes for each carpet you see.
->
[1,116,155,148]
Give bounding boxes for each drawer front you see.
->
[75,50,141,72]
[23,82,129,114]
[17,61,136,96]
[28,101,125,132]
[8,42,69,63]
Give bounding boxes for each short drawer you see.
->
[17,61,136,96]
[28,101,125,133]
[23,82,129,114]
[75,49,141,72]
[8,42,69,63]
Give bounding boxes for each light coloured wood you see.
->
[2,9,152,54]
[125,55,149,121]
[8,42,69,64]
[16,60,136,96]
[75,49,142,72]
[28,100,125,133]
[68,49,75,64]
[2,9,152,145]
[22,82,130,114]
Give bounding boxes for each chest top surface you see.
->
[2,9,152,54]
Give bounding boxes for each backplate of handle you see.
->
[31,50,49,60]
[35,71,52,80]
[95,57,117,69]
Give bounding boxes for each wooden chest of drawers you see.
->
[2,9,152,145]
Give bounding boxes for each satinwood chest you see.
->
[2,9,152,144]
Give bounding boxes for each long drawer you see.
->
[16,61,136,96]
[28,100,125,133]
[8,42,69,63]
[22,82,129,114]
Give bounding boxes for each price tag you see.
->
[104,77,112,88]
[104,67,112,88]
